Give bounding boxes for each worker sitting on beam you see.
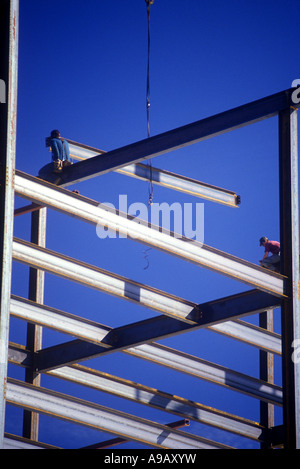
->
[46,129,72,173]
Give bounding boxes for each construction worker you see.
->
[259,236,280,272]
[49,129,72,173]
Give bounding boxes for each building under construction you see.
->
[0,0,300,449]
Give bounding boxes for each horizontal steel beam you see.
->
[10,289,281,354]
[128,343,283,405]
[210,318,281,355]
[9,315,283,407]
[14,202,41,217]
[49,88,298,186]
[67,140,240,207]
[12,238,199,324]
[12,237,283,330]
[10,289,281,371]
[3,433,60,449]
[6,378,231,449]
[8,342,32,368]
[80,419,190,449]
[50,364,265,442]
[6,343,268,441]
[10,295,113,347]
[14,171,285,296]
[8,338,282,405]
[119,164,241,206]
[11,250,283,403]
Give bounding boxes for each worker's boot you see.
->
[63,160,72,168]
[53,159,63,173]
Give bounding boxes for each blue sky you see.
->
[7,0,300,449]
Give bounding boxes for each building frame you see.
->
[1,0,299,449]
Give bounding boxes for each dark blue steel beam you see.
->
[53,88,299,187]
[35,289,281,372]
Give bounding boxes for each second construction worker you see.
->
[48,129,72,173]
[259,236,280,272]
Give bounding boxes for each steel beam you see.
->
[12,238,284,328]
[67,139,240,207]
[51,364,265,442]
[6,378,231,449]
[4,433,60,449]
[10,289,281,355]
[127,343,283,405]
[14,202,40,217]
[6,343,269,442]
[118,163,241,206]
[12,238,199,324]
[46,88,299,187]
[10,296,113,346]
[14,172,285,296]
[10,289,281,371]
[210,318,281,355]
[8,338,282,405]
[80,420,190,449]
[8,342,32,368]
[10,292,282,356]
[0,0,19,449]
[279,108,300,448]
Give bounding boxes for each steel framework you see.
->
[1,0,299,449]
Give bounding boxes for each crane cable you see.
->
[143,0,154,270]
[146,0,154,206]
